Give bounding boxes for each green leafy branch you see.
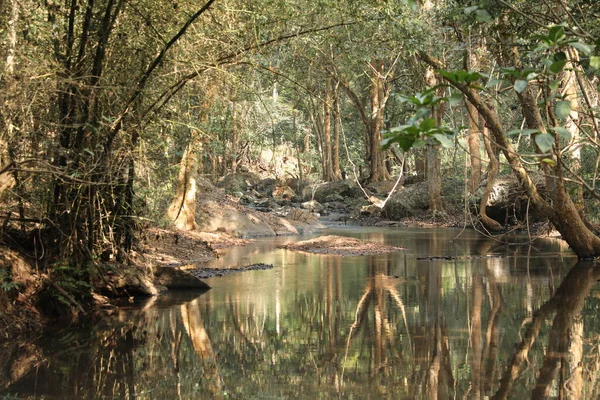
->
[383,88,457,152]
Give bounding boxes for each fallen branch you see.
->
[41,274,85,314]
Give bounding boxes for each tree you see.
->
[386,1,600,257]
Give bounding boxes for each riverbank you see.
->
[0,173,559,343]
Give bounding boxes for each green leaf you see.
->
[521,68,538,79]
[414,107,431,120]
[549,59,568,74]
[513,79,528,93]
[397,136,417,151]
[475,9,492,22]
[569,41,595,56]
[463,5,478,14]
[553,51,567,61]
[590,56,600,70]
[550,126,572,141]
[465,72,483,83]
[420,118,436,131]
[548,80,560,91]
[555,101,572,119]
[541,158,556,166]
[455,70,469,82]
[437,69,458,83]
[535,133,555,153]
[506,128,540,136]
[432,133,454,148]
[548,25,566,44]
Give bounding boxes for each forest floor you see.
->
[141,182,463,268]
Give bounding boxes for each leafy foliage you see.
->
[383,88,458,151]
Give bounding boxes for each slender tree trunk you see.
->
[465,34,483,194]
[368,61,390,182]
[415,150,426,177]
[561,49,584,210]
[466,100,482,194]
[292,111,304,182]
[166,131,200,231]
[322,78,334,181]
[231,102,239,173]
[0,0,19,199]
[5,0,18,77]
[425,67,443,212]
[426,146,442,212]
[479,125,503,231]
[332,83,342,180]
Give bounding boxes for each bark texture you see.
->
[166,132,200,231]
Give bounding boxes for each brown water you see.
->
[3,227,600,399]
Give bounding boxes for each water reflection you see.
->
[3,228,600,399]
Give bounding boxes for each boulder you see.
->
[272,185,295,201]
[216,172,261,193]
[198,206,277,238]
[381,182,429,220]
[302,200,324,213]
[255,177,277,194]
[361,204,382,217]
[324,193,345,203]
[366,179,398,195]
[324,201,348,212]
[153,266,211,289]
[403,173,426,185]
[93,263,166,296]
[301,181,363,203]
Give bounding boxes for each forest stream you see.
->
[2,226,600,399]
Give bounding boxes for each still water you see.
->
[3,227,600,399]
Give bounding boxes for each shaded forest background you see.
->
[2,0,600,291]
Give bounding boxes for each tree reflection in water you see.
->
[3,229,600,399]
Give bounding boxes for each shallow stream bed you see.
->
[2,227,600,399]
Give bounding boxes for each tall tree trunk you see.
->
[0,0,19,200]
[466,99,482,194]
[426,146,442,213]
[425,67,443,212]
[561,49,584,210]
[292,111,304,182]
[414,150,426,177]
[332,83,342,180]
[368,61,390,182]
[322,78,334,181]
[166,131,200,231]
[231,102,239,173]
[465,34,483,194]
